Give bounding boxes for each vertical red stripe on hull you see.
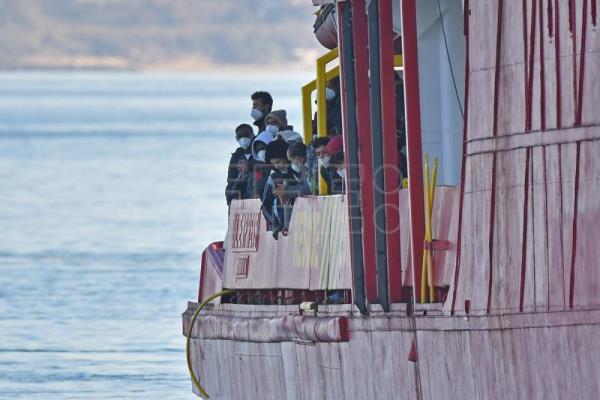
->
[351,0,378,303]
[400,0,426,304]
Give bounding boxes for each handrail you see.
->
[301,65,340,143]
[301,49,404,194]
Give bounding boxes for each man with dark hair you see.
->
[315,135,344,195]
[225,124,254,206]
[250,91,273,132]
[307,136,330,194]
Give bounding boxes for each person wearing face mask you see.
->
[248,130,275,199]
[308,136,330,194]
[311,77,343,137]
[327,151,346,195]
[260,139,293,239]
[284,142,311,199]
[225,124,255,206]
[316,134,344,195]
[250,91,273,132]
[263,110,293,138]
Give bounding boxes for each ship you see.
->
[182,0,600,398]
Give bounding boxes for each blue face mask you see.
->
[238,137,251,149]
[291,163,302,173]
[265,124,279,136]
[257,149,266,162]
[251,108,264,121]
[325,87,336,101]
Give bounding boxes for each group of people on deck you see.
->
[225,84,345,240]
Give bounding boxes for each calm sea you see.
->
[0,72,308,399]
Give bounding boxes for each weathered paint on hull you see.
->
[183,303,600,399]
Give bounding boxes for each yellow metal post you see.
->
[316,48,339,139]
[301,82,316,144]
[393,54,404,67]
[316,48,339,195]
[421,155,431,303]
[427,158,438,302]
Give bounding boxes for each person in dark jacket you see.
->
[261,140,310,240]
[311,77,343,137]
[327,151,346,195]
[286,141,311,198]
[395,72,408,179]
[319,135,344,195]
[261,139,291,239]
[225,124,254,206]
[264,109,294,137]
[251,91,273,132]
[249,130,274,199]
[307,136,330,194]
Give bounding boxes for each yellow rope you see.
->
[186,289,235,399]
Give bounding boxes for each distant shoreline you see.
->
[0,64,314,74]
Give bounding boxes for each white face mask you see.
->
[337,168,346,179]
[319,156,330,169]
[251,108,264,121]
[257,149,266,162]
[238,137,252,149]
[325,87,336,101]
[291,163,302,173]
[265,124,279,136]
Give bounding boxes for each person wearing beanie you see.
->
[264,139,289,171]
[264,109,293,137]
[313,134,344,195]
[325,134,343,155]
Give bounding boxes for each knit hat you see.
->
[287,142,307,159]
[325,134,343,155]
[277,130,303,144]
[265,139,289,163]
[265,110,288,127]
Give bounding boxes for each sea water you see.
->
[0,72,308,399]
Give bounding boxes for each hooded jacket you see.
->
[276,130,303,144]
[251,130,274,161]
[248,131,275,199]
[261,166,310,231]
